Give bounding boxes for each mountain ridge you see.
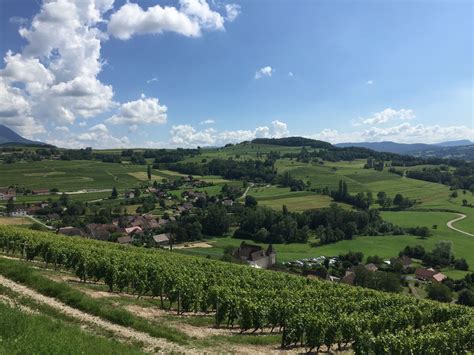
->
[0,125,49,146]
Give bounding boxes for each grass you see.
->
[0,216,32,225]
[0,257,191,345]
[0,160,146,191]
[181,210,473,275]
[247,185,351,211]
[0,301,142,355]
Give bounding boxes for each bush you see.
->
[427,283,452,303]
[454,258,469,271]
[457,289,474,307]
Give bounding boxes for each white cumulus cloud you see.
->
[225,4,241,22]
[355,108,415,126]
[106,95,167,126]
[108,0,238,40]
[167,120,290,147]
[255,66,273,79]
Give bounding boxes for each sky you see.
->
[0,0,472,148]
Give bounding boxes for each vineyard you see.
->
[0,225,472,354]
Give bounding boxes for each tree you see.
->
[201,205,230,236]
[457,289,474,307]
[6,197,15,213]
[245,195,257,208]
[147,164,152,180]
[454,258,469,271]
[111,187,118,199]
[462,199,468,206]
[427,283,452,303]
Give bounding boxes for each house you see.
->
[195,192,206,200]
[397,255,413,269]
[415,267,437,281]
[26,206,41,215]
[233,242,276,269]
[0,187,16,201]
[158,218,168,226]
[117,236,132,244]
[432,272,447,283]
[9,209,27,217]
[32,189,50,195]
[131,214,159,230]
[125,190,135,199]
[182,202,193,210]
[152,233,170,246]
[58,226,84,237]
[86,224,117,241]
[223,199,234,206]
[125,226,142,235]
[364,263,379,272]
[340,271,356,285]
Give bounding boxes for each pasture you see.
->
[181,210,473,275]
[247,186,347,211]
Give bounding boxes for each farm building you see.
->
[0,187,16,201]
[58,226,84,237]
[415,267,447,282]
[131,215,159,230]
[86,224,117,241]
[152,233,171,246]
[125,226,143,235]
[397,255,413,269]
[32,189,50,195]
[9,209,27,217]
[117,236,133,244]
[233,242,276,269]
[415,267,437,281]
[125,190,135,199]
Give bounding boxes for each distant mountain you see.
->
[335,140,474,160]
[434,139,473,147]
[0,124,48,146]
[334,141,431,154]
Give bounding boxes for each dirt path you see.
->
[446,213,474,236]
[0,274,190,353]
[27,215,54,230]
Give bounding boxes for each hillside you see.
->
[0,227,472,354]
[250,137,333,149]
[335,140,474,160]
[0,125,48,146]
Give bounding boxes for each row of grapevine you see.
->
[0,226,472,354]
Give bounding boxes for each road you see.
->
[240,183,254,200]
[446,213,474,237]
[27,215,54,230]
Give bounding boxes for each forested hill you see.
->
[335,140,474,160]
[249,137,333,149]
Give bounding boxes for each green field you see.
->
[247,186,349,211]
[2,144,473,276]
[0,160,145,191]
[181,210,473,274]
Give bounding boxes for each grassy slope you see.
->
[0,301,142,355]
[179,145,474,275]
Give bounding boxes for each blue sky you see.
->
[0,0,472,148]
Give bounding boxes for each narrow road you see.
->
[240,183,254,200]
[446,213,474,237]
[27,215,54,230]
[0,274,189,353]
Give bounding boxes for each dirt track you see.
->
[446,213,473,236]
[0,274,190,354]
